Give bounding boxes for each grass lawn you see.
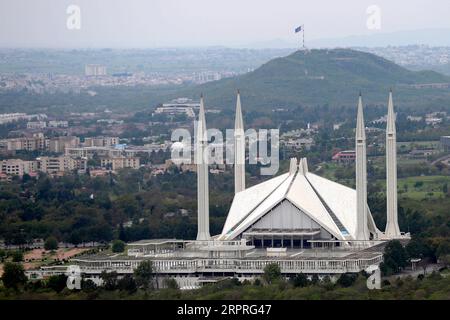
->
[316,162,340,180]
[397,140,440,150]
[378,175,450,200]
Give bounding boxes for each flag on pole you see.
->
[295,25,302,33]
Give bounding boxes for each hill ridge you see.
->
[178,48,450,110]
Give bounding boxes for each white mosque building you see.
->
[199,91,405,245]
[27,91,409,288]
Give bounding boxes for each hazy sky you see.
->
[0,0,449,48]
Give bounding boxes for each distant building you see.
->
[332,150,356,163]
[425,112,445,126]
[440,136,450,152]
[84,136,119,147]
[4,133,47,151]
[165,159,196,173]
[48,136,80,153]
[38,156,86,175]
[282,138,314,151]
[194,71,221,83]
[89,169,110,177]
[155,106,196,118]
[0,113,28,124]
[425,117,442,125]
[1,159,38,176]
[27,121,47,129]
[155,98,200,118]
[48,120,69,128]
[85,64,107,76]
[408,149,437,159]
[65,146,122,159]
[407,116,423,122]
[96,119,124,125]
[101,157,140,170]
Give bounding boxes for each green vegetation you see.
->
[11,250,23,262]
[1,269,449,300]
[380,241,409,276]
[134,261,154,290]
[44,236,58,251]
[397,176,450,200]
[0,241,448,299]
[111,240,126,253]
[2,49,450,115]
[0,169,233,245]
[1,262,27,289]
[181,49,450,111]
[263,263,282,284]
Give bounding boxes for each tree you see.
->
[117,274,137,293]
[44,236,58,251]
[0,249,6,262]
[436,240,450,263]
[336,273,358,288]
[1,262,27,289]
[263,263,281,284]
[134,260,154,290]
[11,250,23,262]
[414,181,424,189]
[163,278,179,290]
[311,274,319,285]
[118,224,127,242]
[291,273,309,288]
[81,279,98,292]
[406,237,432,259]
[46,274,67,292]
[111,240,126,253]
[100,271,118,290]
[380,240,409,276]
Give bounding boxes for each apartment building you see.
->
[85,64,107,76]
[0,113,27,124]
[27,121,47,129]
[84,136,119,147]
[332,150,356,164]
[1,159,38,176]
[37,156,86,175]
[48,120,69,128]
[100,157,140,170]
[5,133,47,151]
[48,136,80,153]
[65,146,123,159]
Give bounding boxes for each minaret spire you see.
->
[355,94,369,240]
[196,95,210,240]
[385,90,401,238]
[234,90,246,194]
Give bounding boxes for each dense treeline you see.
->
[1,157,449,259]
[0,169,234,245]
[1,266,449,300]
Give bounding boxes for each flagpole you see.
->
[303,24,305,49]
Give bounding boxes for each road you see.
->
[385,263,443,280]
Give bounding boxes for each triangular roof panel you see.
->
[220,173,290,238]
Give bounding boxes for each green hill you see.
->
[178,49,450,110]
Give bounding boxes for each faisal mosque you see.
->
[27,91,409,289]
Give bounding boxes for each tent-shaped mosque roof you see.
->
[219,158,379,241]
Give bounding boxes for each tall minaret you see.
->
[355,94,369,240]
[385,90,401,238]
[234,90,245,194]
[196,95,210,240]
